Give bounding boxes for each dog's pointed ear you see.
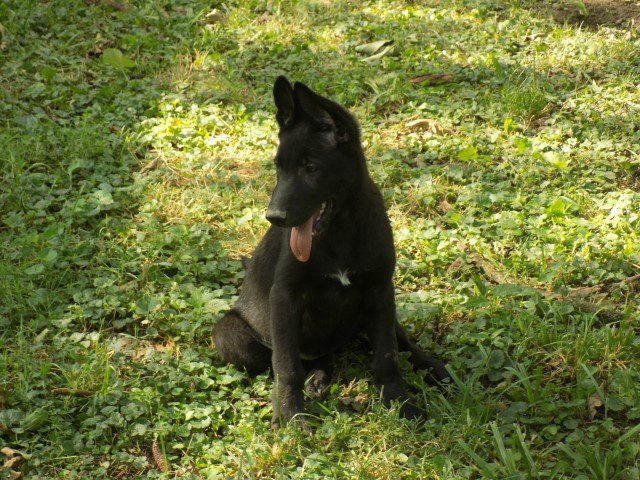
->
[273,76,295,128]
[293,82,338,145]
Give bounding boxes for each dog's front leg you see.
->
[366,282,424,421]
[269,284,306,429]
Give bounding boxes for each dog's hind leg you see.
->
[213,311,272,375]
[302,355,333,400]
[395,323,450,384]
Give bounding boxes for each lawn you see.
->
[1,0,639,478]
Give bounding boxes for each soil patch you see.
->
[537,0,640,29]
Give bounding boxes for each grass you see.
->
[1,0,639,478]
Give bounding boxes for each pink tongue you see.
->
[290,210,319,262]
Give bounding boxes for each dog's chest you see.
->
[326,269,352,287]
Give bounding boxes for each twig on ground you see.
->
[152,440,165,472]
[51,388,95,397]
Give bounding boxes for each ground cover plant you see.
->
[1,0,639,478]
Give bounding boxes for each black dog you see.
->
[213,76,448,428]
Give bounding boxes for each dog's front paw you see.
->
[271,411,311,432]
[271,406,312,432]
[271,388,305,430]
[304,369,330,400]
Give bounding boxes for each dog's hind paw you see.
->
[419,358,451,386]
[303,369,331,400]
[399,401,427,424]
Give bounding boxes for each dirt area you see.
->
[538,0,640,29]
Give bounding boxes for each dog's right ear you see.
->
[273,76,295,128]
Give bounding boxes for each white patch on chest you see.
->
[327,270,351,286]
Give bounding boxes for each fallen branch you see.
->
[606,273,640,292]
[467,253,519,285]
[152,440,166,472]
[51,388,94,397]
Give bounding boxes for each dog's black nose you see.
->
[265,208,287,227]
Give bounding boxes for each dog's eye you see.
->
[304,163,318,174]
[317,121,333,133]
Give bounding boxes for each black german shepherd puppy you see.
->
[213,76,448,428]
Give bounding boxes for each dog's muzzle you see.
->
[265,208,287,227]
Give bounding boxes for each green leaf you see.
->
[494,284,537,297]
[22,408,49,431]
[471,274,487,296]
[546,198,567,217]
[135,296,160,315]
[36,248,58,263]
[514,137,530,154]
[503,117,517,134]
[487,350,505,369]
[93,190,114,205]
[102,48,135,70]
[42,224,63,240]
[542,151,568,169]
[25,264,45,275]
[433,454,451,471]
[40,66,57,80]
[565,429,584,443]
[490,53,505,78]
[571,0,588,16]
[457,145,478,161]
[131,423,147,436]
[498,401,529,422]
[446,211,462,223]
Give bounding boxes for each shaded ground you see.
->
[540,0,640,29]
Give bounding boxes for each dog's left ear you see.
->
[293,83,341,146]
[273,76,295,128]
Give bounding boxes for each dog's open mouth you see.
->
[290,201,330,262]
